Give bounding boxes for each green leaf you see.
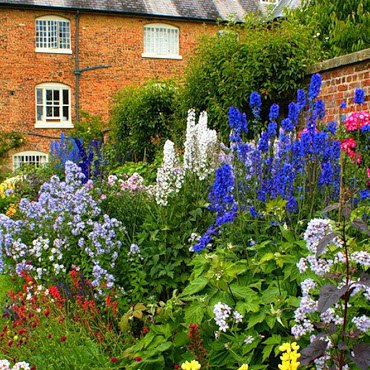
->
[229,284,259,300]
[263,334,282,345]
[174,331,189,347]
[262,345,274,362]
[180,277,209,297]
[247,311,266,329]
[258,252,275,264]
[184,302,204,325]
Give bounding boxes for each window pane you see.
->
[46,90,52,101]
[53,107,60,117]
[53,90,60,101]
[46,107,52,117]
[48,20,58,48]
[63,106,69,120]
[63,89,69,104]
[37,106,43,120]
[36,89,43,104]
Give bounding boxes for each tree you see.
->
[290,0,370,58]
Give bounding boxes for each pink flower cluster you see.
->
[344,111,370,132]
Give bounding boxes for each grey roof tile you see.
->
[0,0,261,22]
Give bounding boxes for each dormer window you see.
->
[35,16,71,54]
[142,24,182,60]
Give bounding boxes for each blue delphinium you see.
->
[340,101,347,109]
[258,132,269,152]
[354,88,365,104]
[281,118,294,132]
[249,206,259,217]
[249,91,262,119]
[308,73,322,101]
[326,121,337,135]
[288,102,299,126]
[269,103,279,122]
[267,122,277,137]
[229,107,248,143]
[297,89,306,111]
[50,132,81,170]
[314,99,325,120]
[286,196,298,214]
[208,163,236,214]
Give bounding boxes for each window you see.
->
[260,0,278,3]
[35,16,71,53]
[35,83,73,128]
[13,151,48,171]
[143,24,181,59]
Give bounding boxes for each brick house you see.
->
[0,0,264,171]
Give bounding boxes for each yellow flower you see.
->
[238,364,249,370]
[6,204,17,217]
[181,360,201,370]
[278,342,300,370]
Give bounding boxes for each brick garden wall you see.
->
[0,7,217,170]
[308,49,370,123]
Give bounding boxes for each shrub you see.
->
[110,79,180,163]
[180,17,321,140]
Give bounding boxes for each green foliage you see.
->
[136,175,214,302]
[289,0,370,58]
[113,161,160,184]
[180,17,321,139]
[110,80,180,163]
[0,132,24,162]
[74,110,104,142]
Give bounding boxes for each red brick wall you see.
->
[309,50,370,123]
[0,8,217,170]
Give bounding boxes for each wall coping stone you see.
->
[307,48,370,74]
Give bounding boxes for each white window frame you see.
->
[35,15,72,54]
[35,83,73,128]
[13,151,49,171]
[142,23,182,60]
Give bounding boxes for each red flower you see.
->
[48,286,63,302]
[47,334,52,339]
[111,357,117,363]
[174,365,180,369]
[142,326,149,334]
[60,335,67,342]
[134,357,142,362]
[7,340,13,347]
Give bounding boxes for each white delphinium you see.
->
[195,112,218,180]
[184,108,197,171]
[155,140,185,206]
[183,109,218,180]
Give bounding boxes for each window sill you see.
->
[141,53,182,60]
[35,48,72,55]
[35,122,74,129]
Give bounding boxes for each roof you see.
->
[0,0,261,22]
[272,0,302,18]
